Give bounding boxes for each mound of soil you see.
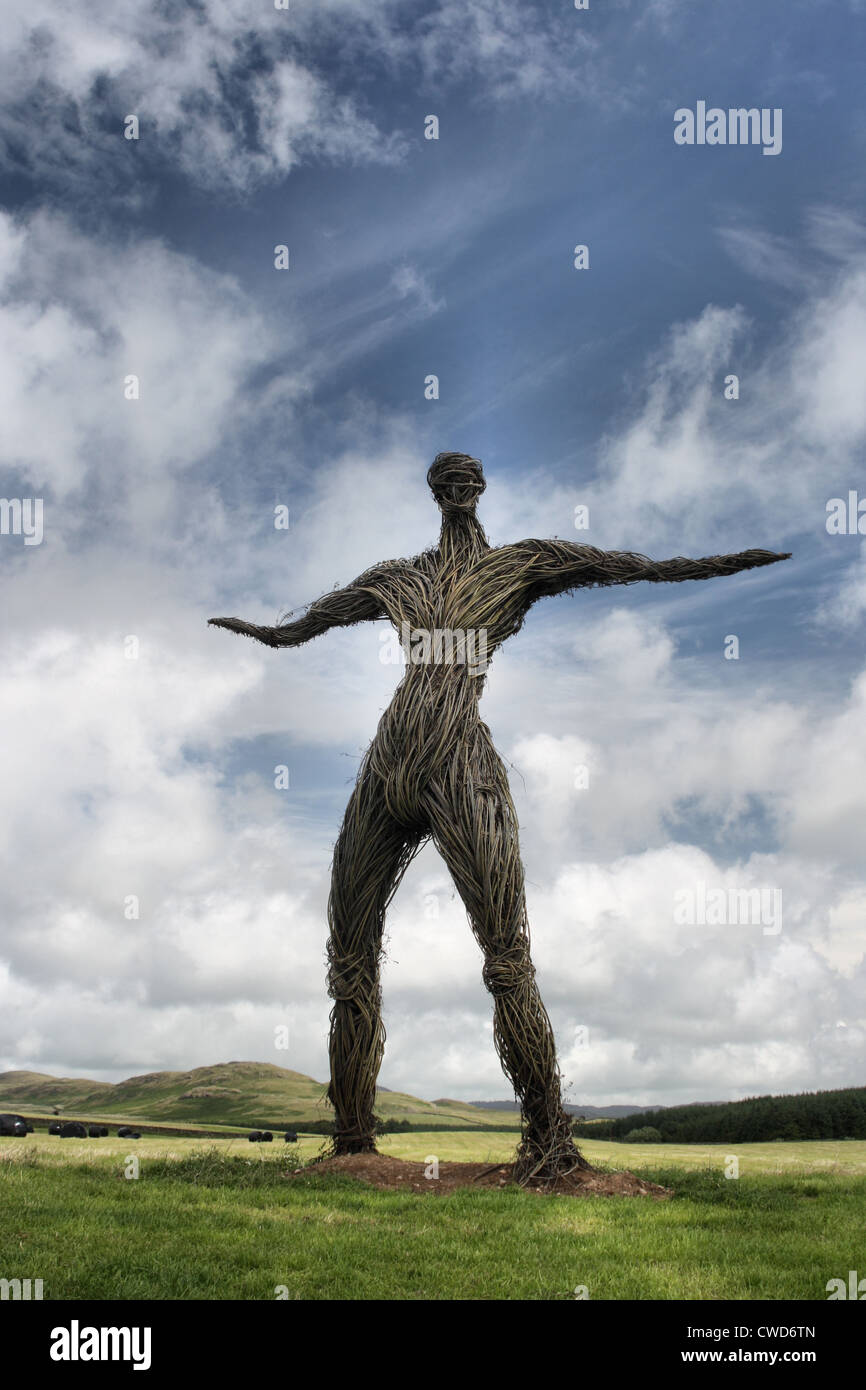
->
[286,1152,671,1199]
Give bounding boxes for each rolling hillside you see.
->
[469,1100,660,1119]
[0,1061,519,1131]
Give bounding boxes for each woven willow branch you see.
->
[210,453,790,1185]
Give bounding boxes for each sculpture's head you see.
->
[427,452,485,514]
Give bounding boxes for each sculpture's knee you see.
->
[481,942,534,997]
[327,951,379,1004]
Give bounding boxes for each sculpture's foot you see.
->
[514,1127,595,1188]
[329,1122,379,1157]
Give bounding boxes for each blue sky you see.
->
[0,0,864,1105]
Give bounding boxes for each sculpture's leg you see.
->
[326,764,421,1154]
[424,728,592,1185]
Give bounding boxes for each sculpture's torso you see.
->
[362,520,523,827]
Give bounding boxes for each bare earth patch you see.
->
[287,1152,672,1199]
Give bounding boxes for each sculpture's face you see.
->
[427,453,485,512]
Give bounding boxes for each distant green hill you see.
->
[0,1062,519,1132]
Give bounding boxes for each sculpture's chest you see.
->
[375,553,516,650]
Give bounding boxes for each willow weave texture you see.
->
[210,453,790,1184]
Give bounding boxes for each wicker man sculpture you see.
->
[210,453,790,1183]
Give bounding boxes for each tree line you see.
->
[271,1118,520,1135]
[571,1086,866,1143]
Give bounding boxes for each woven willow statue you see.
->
[210,453,790,1184]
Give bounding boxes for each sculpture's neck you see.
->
[437,510,489,571]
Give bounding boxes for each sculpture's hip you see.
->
[362,674,503,831]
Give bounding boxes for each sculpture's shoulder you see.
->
[407,546,439,580]
[346,549,436,628]
[464,537,605,615]
[478,537,604,578]
[493,536,577,560]
[467,538,551,579]
[372,546,439,589]
[350,549,433,589]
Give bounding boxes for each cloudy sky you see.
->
[0,0,863,1107]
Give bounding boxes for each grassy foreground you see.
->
[1,1134,863,1301]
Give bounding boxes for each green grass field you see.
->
[2,1133,863,1300]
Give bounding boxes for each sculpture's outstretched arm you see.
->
[510,540,791,608]
[208,562,401,648]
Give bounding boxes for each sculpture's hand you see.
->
[207,616,299,647]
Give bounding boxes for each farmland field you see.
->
[2,1133,863,1300]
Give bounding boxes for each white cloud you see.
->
[390,264,445,317]
[412,0,598,100]
[0,208,287,514]
[0,0,607,196]
[816,550,866,629]
[587,213,866,552]
[0,0,403,195]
